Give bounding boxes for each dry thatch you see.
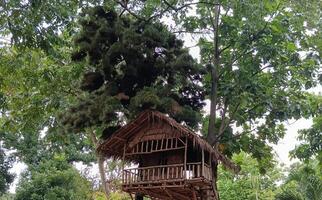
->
[97,110,240,173]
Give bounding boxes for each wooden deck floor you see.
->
[122,178,214,200]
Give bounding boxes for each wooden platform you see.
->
[121,163,215,200]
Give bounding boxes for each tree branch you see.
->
[114,0,145,21]
[215,102,241,143]
[219,43,233,55]
[163,0,219,12]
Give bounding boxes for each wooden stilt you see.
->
[184,136,188,179]
[192,188,197,200]
[202,148,205,177]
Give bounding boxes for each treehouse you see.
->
[97,110,239,200]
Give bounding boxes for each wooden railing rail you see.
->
[122,163,212,185]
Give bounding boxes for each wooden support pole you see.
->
[122,144,126,184]
[202,148,205,177]
[184,136,187,179]
[192,188,197,200]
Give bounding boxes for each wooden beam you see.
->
[167,188,191,200]
[163,188,174,200]
[128,126,149,148]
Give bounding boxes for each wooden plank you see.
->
[161,138,164,150]
[115,136,126,141]
[162,167,165,179]
[147,169,150,181]
[167,167,169,179]
[166,138,169,150]
[152,168,155,181]
[184,137,187,179]
[176,166,178,179]
[141,141,144,153]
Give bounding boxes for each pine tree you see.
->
[61,6,206,138]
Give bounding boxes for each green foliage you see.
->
[171,0,321,170]
[61,6,205,138]
[108,192,131,200]
[0,46,96,167]
[218,152,281,200]
[291,115,322,163]
[0,1,321,199]
[0,0,97,51]
[0,193,15,200]
[275,160,322,200]
[15,155,92,200]
[0,149,14,195]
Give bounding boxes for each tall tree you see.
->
[15,155,93,200]
[275,159,322,200]
[113,1,321,199]
[218,152,282,200]
[60,6,205,197]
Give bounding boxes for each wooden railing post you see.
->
[184,137,187,179]
[202,148,204,177]
[122,144,126,184]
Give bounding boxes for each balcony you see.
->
[122,162,212,190]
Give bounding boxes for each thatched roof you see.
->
[97,110,240,173]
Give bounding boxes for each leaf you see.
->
[287,42,297,51]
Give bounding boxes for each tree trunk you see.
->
[98,155,110,198]
[89,131,110,199]
[212,162,220,200]
[207,2,221,145]
[206,3,221,200]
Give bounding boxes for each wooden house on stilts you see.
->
[97,110,240,200]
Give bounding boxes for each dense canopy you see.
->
[60,7,206,138]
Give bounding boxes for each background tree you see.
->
[0,28,96,199]
[115,1,321,199]
[275,159,322,200]
[0,148,14,195]
[291,114,322,163]
[14,155,92,200]
[218,152,282,200]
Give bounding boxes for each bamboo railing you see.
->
[122,162,212,185]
